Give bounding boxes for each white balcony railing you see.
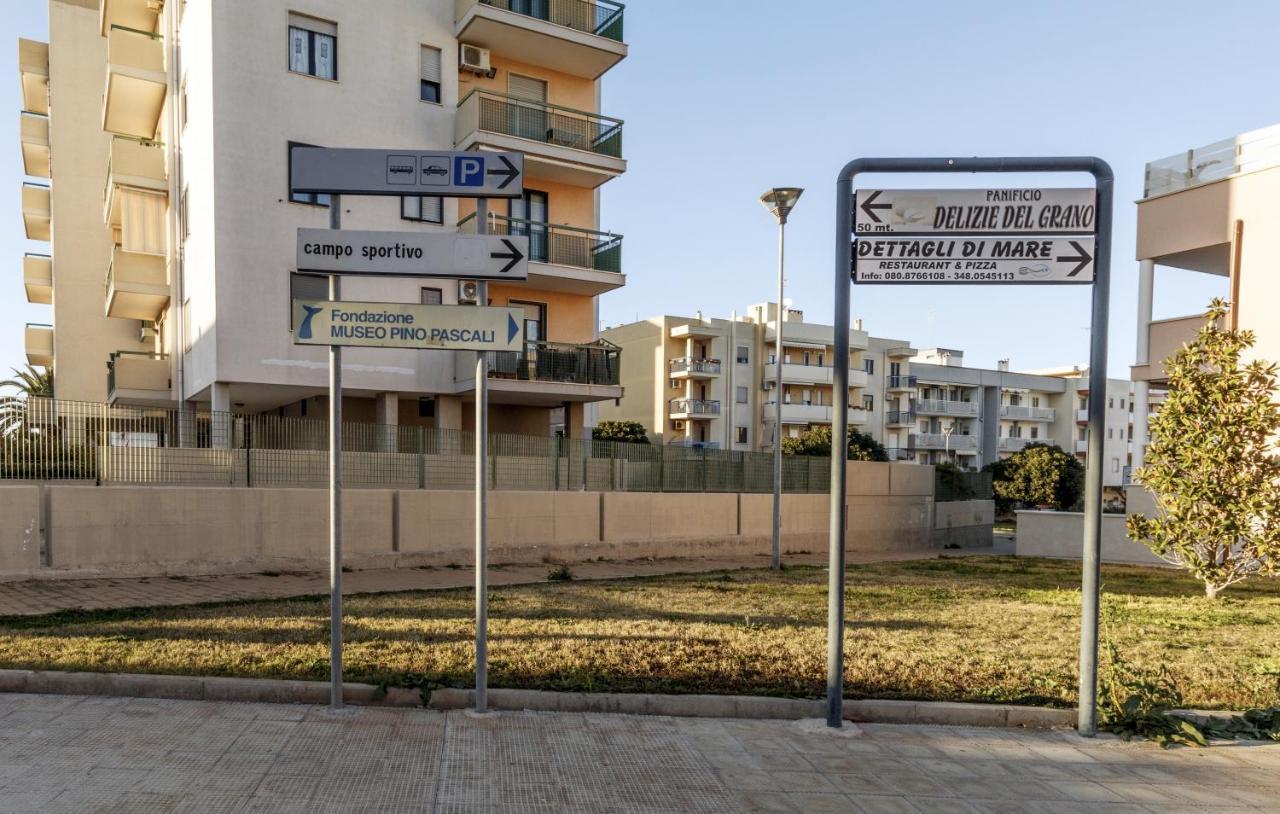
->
[1000,405,1055,421]
[1143,123,1280,198]
[916,398,979,417]
[911,433,980,452]
[999,437,1033,452]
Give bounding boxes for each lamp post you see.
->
[760,187,803,571]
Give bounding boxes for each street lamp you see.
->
[760,187,803,571]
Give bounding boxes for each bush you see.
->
[592,420,649,444]
[985,442,1083,512]
[781,425,888,462]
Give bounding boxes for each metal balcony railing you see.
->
[670,399,720,416]
[1000,405,1055,421]
[458,213,621,273]
[886,410,916,425]
[483,340,620,386]
[478,0,625,41]
[910,433,980,451]
[669,357,721,376]
[887,375,917,389]
[464,89,623,158]
[999,437,1034,452]
[884,447,915,462]
[915,398,979,416]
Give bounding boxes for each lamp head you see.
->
[759,187,804,224]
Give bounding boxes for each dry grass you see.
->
[0,557,1277,709]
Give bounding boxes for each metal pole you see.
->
[827,180,853,727]
[1078,170,1113,737]
[772,219,786,570]
[328,194,343,709]
[474,200,489,714]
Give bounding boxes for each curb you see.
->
[0,669,1076,729]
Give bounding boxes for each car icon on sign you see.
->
[422,166,447,177]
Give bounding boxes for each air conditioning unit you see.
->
[672,421,686,431]
[762,381,775,390]
[457,280,480,305]
[459,44,493,77]
[138,321,157,342]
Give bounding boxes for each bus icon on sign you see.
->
[386,155,416,185]
[419,156,450,186]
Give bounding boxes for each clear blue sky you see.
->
[4,0,1276,383]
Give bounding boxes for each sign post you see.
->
[831,157,1113,734]
[327,195,343,710]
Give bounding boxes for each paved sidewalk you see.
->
[0,692,1276,813]
[0,549,991,617]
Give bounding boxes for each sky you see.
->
[3,0,1278,383]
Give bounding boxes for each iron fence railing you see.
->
[0,397,838,492]
[483,340,620,386]
[458,212,621,273]
[669,357,721,376]
[670,399,720,416]
[466,89,623,158]
[478,0,625,41]
[887,375,917,389]
[885,410,916,425]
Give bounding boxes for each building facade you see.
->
[20,0,629,437]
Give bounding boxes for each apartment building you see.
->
[1131,123,1280,470]
[20,0,628,438]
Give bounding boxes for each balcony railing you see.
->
[669,357,721,376]
[887,375,917,389]
[911,433,980,452]
[458,212,621,273]
[1000,405,1055,421]
[670,399,720,417]
[884,447,915,462]
[999,437,1034,453]
[915,398,978,416]
[462,89,623,158]
[478,0,624,41]
[484,340,620,386]
[107,351,169,397]
[886,410,916,425]
[1143,123,1280,198]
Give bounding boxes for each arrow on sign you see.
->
[487,155,520,190]
[859,190,892,224]
[508,314,520,344]
[490,239,525,275]
[1057,240,1093,277]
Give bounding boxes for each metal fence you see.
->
[0,397,831,493]
[470,90,623,158]
[478,0,625,41]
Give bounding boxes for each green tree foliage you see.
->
[591,420,650,444]
[780,425,888,461]
[985,442,1083,511]
[1127,299,1280,600]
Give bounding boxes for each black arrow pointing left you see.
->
[490,239,524,275]
[1057,241,1093,277]
[486,155,520,190]
[860,190,892,224]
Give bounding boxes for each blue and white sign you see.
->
[290,148,523,198]
[293,300,524,351]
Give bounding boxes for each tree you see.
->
[592,420,649,444]
[0,365,52,436]
[987,442,1083,511]
[781,425,889,461]
[1127,299,1280,599]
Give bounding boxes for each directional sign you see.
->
[296,229,528,280]
[853,237,1095,284]
[293,300,524,351]
[290,148,523,198]
[855,188,1096,235]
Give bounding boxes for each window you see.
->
[289,15,337,80]
[288,142,331,207]
[1112,458,1120,473]
[510,300,545,347]
[402,196,443,224]
[736,345,749,364]
[510,190,548,262]
[420,287,442,305]
[1108,397,1114,408]
[1030,427,1039,439]
[180,186,190,239]
[735,426,748,445]
[735,386,748,404]
[419,46,442,103]
[670,379,678,390]
[418,398,435,418]
[863,358,874,375]
[862,395,874,411]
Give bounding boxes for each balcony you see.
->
[998,437,1033,453]
[19,112,49,178]
[455,0,626,79]
[1076,439,1089,454]
[915,398,978,417]
[1000,405,1055,421]
[669,358,721,378]
[24,323,53,367]
[669,322,720,340]
[23,253,52,305]
[18,39,49,115]
[455,90,624,188]
[1076,409,1089,423]
[21,182,50,241]
[765,320,870,351]
[884,447,915,462]
[670,399,720,420]
[107,351,171,406]
[457,213,622,295]
[100,0,161,36]
[887,374,917,391]
[765,403,868,426]
[911,433,980,453]
[103,25,167,139]
[886,410,916,426]
[480,340,622,406]
[1131,313,1209,384]
[1143,123,1280,199]
[763,363,870,388]
[105,246,169,320]
[104,135,167,228]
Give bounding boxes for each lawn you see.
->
[1,557,1276,710]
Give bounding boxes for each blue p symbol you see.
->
[455,157,484,187]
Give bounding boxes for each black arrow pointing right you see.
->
[860,190,892,224]
[490,239,524,275]
[1057,240,1093,277]
[486,155,520,190]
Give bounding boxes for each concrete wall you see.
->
[1014,510,1165,566]
[933,499,994,548]
[0,488,41,572]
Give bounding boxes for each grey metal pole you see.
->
[1078,170,1113,737]
[474,199,489,715]
[827,180,853,727]
[772,219,786,571]
[328,194,343,709]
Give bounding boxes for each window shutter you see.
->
[507,73,547,103]
[420,46,441,83]
[421,196,442,222]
